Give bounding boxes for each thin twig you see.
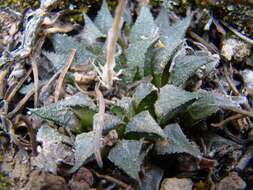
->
[94,83,105,168]
[0,69,8,98]
[31,59,40,107]
[8,89,35,118]
[5,68,32,102]
[225,107,253,118]
[224,66,240,96]
[220,20,253,45]
[41,70,61,93]
[92,169,132,189]
[211,114,245,128]
[54,48,76,102]
[188,30,219,54]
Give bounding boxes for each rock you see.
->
[160,178,193,190]
[221,38,251,62]
[242,69,253,91]
[216,172,246,190]
[69,167,94,190]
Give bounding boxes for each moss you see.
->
[0,0,40,11]
[0,173,11,190]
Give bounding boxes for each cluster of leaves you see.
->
[30,0,246,188]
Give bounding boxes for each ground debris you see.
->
[24,169,69,190]
[69,167,93,190]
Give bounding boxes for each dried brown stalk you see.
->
[31,59,40,107]
[94,83,105,168]
[54,48,76,102]
[225,107,253,118]
[188,31,219,54]
[220,20,253,45]
[211,114,245,128]
[224,66,240,96]
[8,89,35,118]
[0,69,8,98]
[5,68,32,102]
[41,70,61,93]
[101,0,126,89]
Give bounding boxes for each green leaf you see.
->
[95,0,113,34]
[126,41,156,80]
[129,6,158,43]
[169,54,219,87]
[155,123,200,157]
[125,6,159,80]
[33,124,73,174]
[133,82,157,107]
[163,16,191,37]
[102,113,124,134]
[155,8,171,35]
[36,124,71,144]
[153,16,191,75]
[81,13,104,44]
[125,111,166,139]
[69,131,95,173]
[108,140,148,181]
[140,166,164,190]
[186,90,245,124]
[49,34,95,64]
[112,96,135,119]
[30,93,96,131]
[72,108,95,133]
[123,5,133,25]
[43,52,69,71]
[154,85,196,124]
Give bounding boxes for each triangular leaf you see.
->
[140,166,164,190]
[169,53,219,87]
[186,90,245,124]
[124,5,133,25]
[125,111,166,139]
[81,13,104,44]
[102,113,124,134]
[95,0,113,34]
[108,140,148,181]
[155,123,201,157]
[133,82,157,107]
[30,93,96,131]
[155,8,171,35]
[129,6,158,43]
[43,52,69,71]
[154,85,196,124]
[50,34,95,64]
[163,16,191,37]
[125,6,159,80]
[33,124,73,174]
[69,131,95,173]
[112,96,135,119]
[153,16,192,75]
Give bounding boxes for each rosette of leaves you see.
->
[43,1,193,84]
[32,1,248,188]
